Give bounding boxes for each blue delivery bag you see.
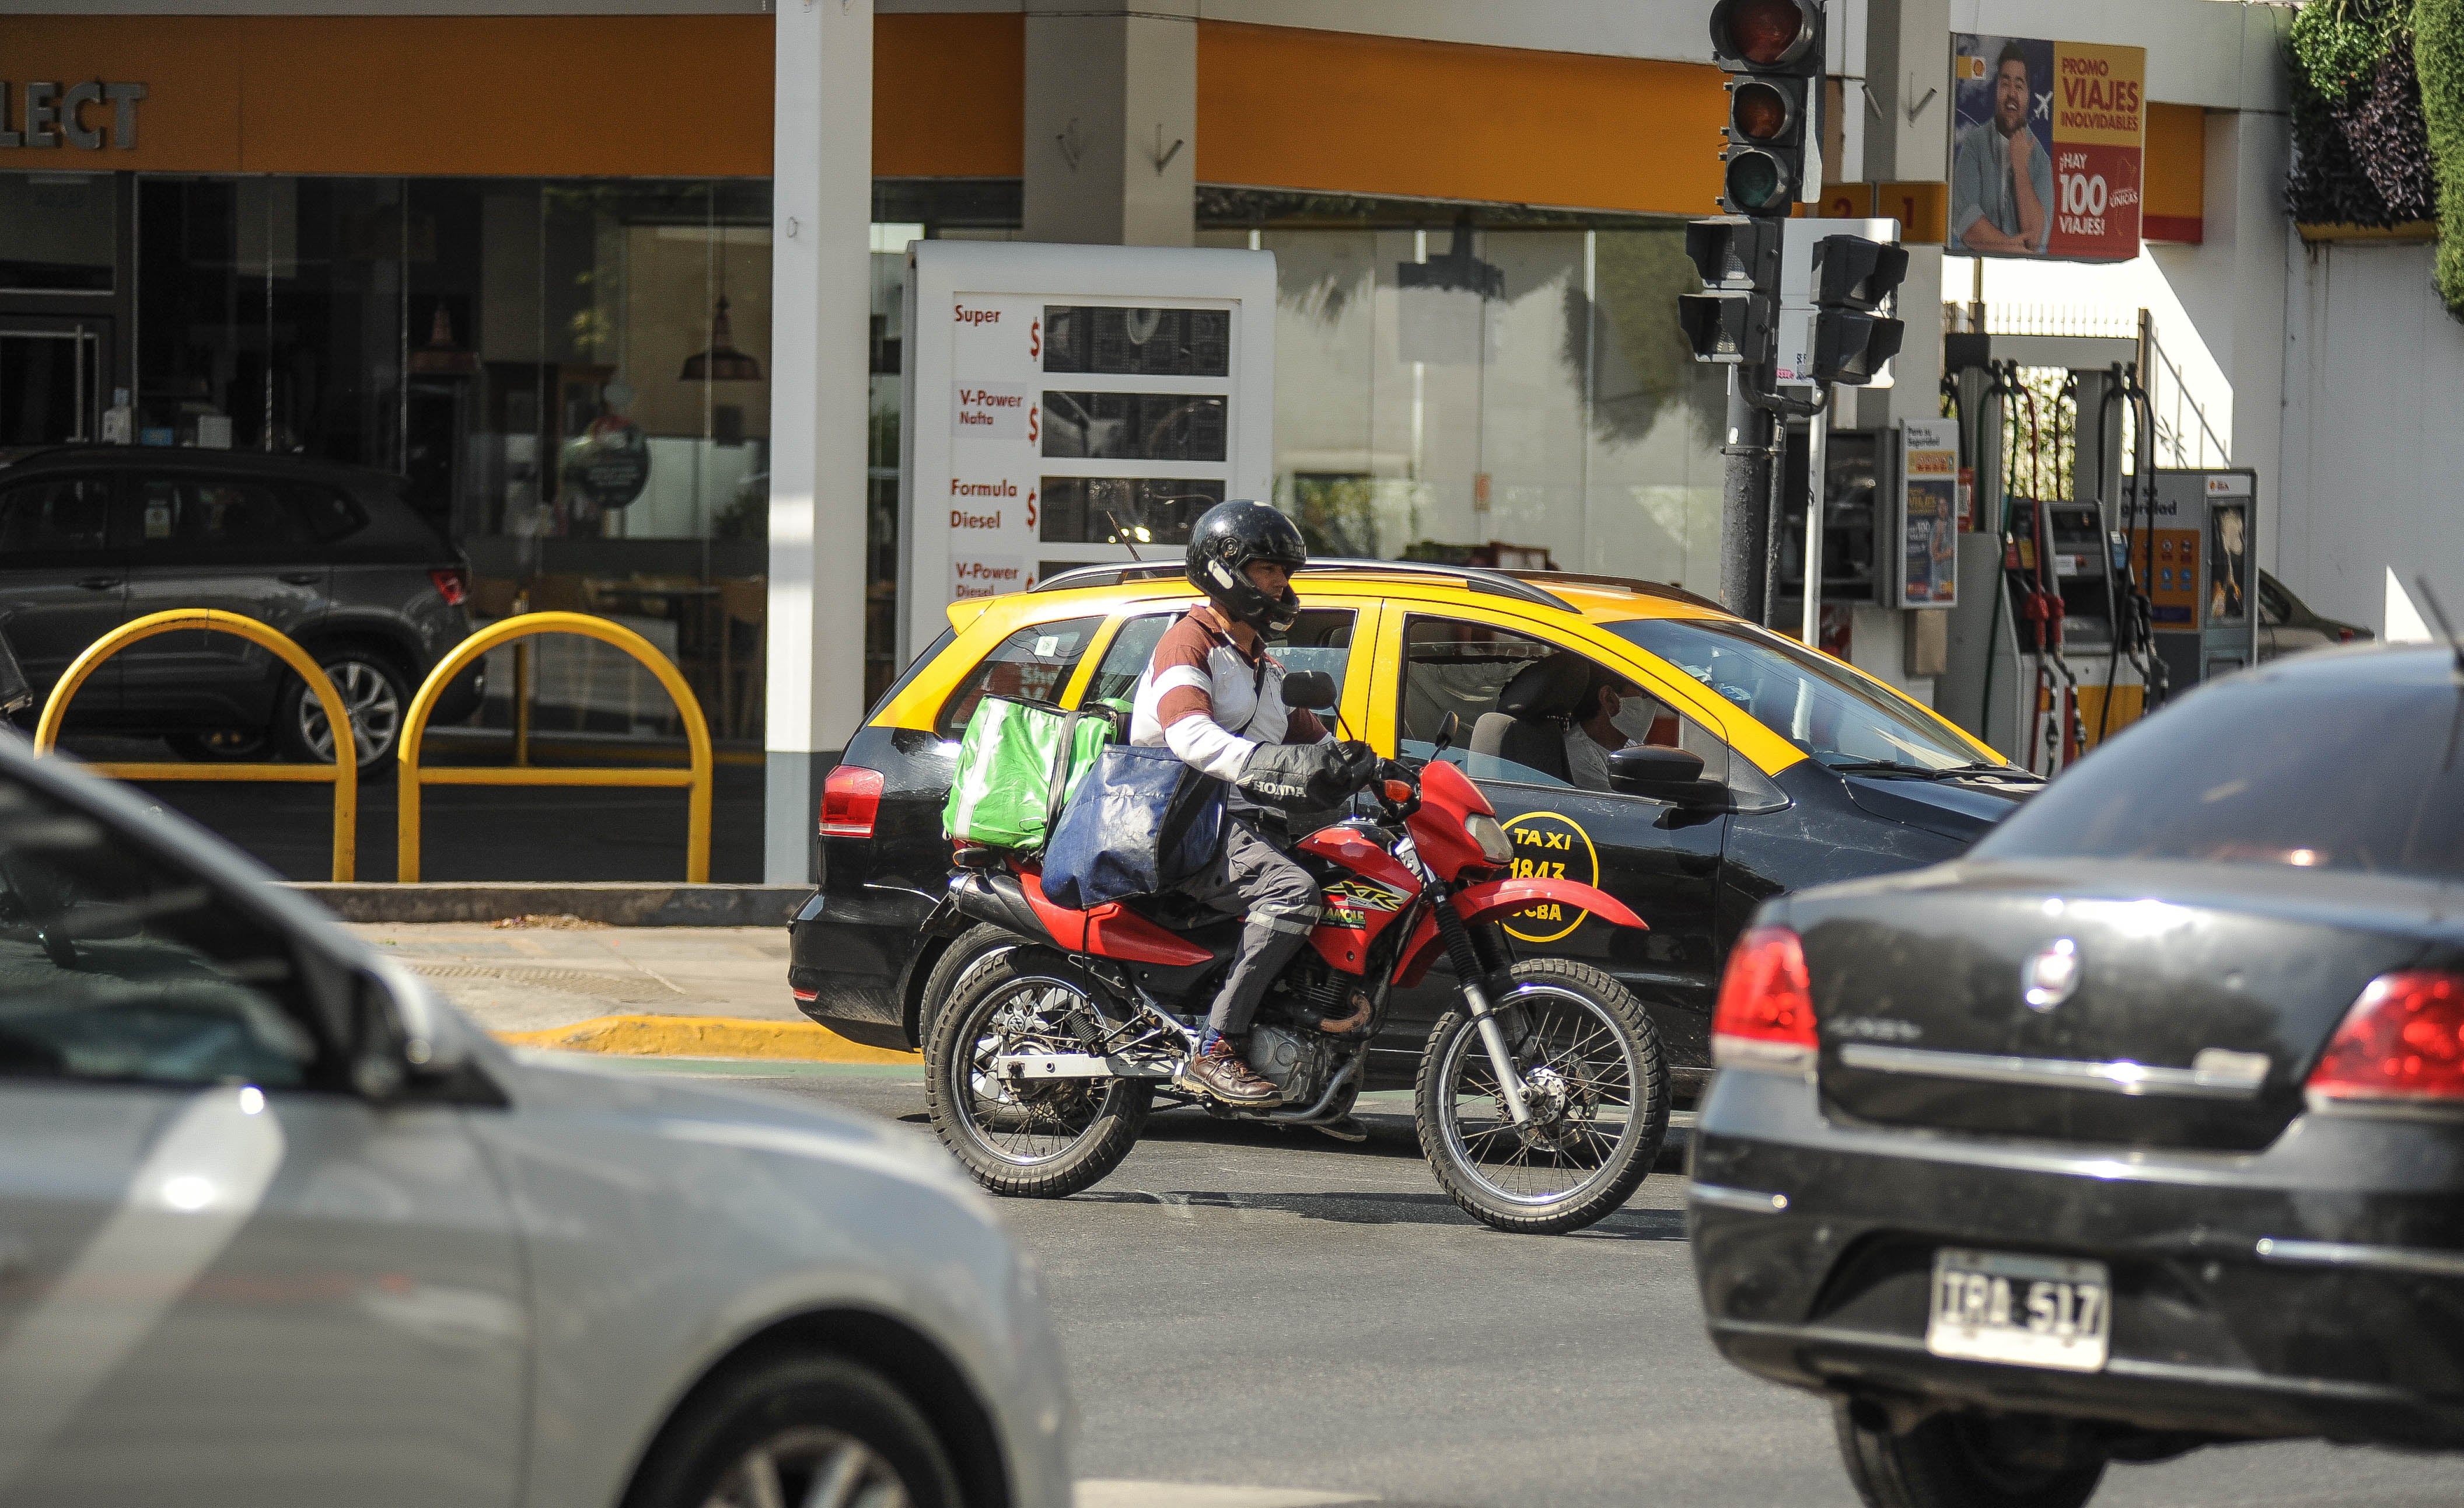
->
[1039,744,1225,910]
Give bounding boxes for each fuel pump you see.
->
[1946,352,2134,774]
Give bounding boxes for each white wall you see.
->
[2280,239,2464,638]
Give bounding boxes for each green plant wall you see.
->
[2417,0,2464,312]
[2287,0,2434,226]
[2288,0,2464,316]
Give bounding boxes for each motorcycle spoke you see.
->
[1438,987,1645,1206]
[952,975,1120,1166]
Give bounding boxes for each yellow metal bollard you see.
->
[33,609,359,881]
[397,612,713,884]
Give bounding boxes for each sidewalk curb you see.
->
[291,882,811,927]
[492,1014,920,1063]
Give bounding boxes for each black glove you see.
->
[1237,740,1380,810]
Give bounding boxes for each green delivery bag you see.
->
[942,695,1119,850]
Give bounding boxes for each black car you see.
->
[791,562,2040,1094]
[1688,643,2464,1507]
[0,446,482,767]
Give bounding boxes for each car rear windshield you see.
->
[1973,657,2464,879]
[1606,617,1983,772]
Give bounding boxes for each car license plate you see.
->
[1925,1248,2110,1372]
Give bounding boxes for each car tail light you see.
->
[2306,971,2464,1107]
[1712,925,1817,1072]
[819,766,885,839]
[429,568,469,606]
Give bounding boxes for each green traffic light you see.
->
[1724,152,1790,214]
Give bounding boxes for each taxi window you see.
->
[1607,616,1980,773]
[1086,614,1173,708]
[1084,608,1357,713]
[1399,616,1718,793]
[935,616,1103,739]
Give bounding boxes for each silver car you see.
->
[0,737,1070,1508]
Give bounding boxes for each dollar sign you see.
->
[1027,406,1038,443]
[1030,318,1040,360]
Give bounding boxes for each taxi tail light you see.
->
[2306,971,2464,1105]
[1712,926,1817,1072]
[819,766,885,839]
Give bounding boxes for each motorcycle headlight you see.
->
[1465,812,1514,866]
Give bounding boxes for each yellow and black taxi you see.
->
[790,560,2040,1095]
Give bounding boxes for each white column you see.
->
[1022,0,1197,247]
[2206,109,2291,576]
[766,0,875,884]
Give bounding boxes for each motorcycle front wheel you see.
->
[924,945,1149,1198]
[1415,957,1668,1235]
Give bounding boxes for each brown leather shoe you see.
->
[1179,1036,1281,1104]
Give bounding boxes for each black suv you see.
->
[0,447,482,767]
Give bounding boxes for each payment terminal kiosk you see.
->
[2134,469,2259,695]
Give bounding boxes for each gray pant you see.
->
[1177,819,1320,1036]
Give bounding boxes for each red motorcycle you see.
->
[921,701,1668,1235]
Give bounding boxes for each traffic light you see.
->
[1809,234,1907,385]
[1709,0,1823,218]
[1679,218,1781,365]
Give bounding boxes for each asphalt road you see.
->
[611,1061,2464,1508]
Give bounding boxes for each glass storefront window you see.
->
[126,173,773,747]
[0,173,116,293]
[1200,221,1725,598]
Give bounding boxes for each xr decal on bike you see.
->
[1320,878,1406,930]
[1500,811,1599,944]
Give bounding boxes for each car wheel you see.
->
[624,1354,960,1508]
[1833,1399,2106,1508]
[167,728,272,762]
[278,649,412,772]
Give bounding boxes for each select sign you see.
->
[1,82,147,150]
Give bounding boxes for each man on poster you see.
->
[1951,41,2053,255]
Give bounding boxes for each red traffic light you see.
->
[1732,80,1796,143]
[1711,0,1820,71]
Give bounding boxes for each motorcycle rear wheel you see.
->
[924,945,1148,1198]
[1415,958,1668,1235]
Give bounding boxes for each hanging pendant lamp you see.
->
[681,224,762,382]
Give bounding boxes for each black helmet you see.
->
[1186,499,1306,633]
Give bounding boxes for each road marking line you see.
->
[491,1013,920,1062]
[1075,1483,1377,1508]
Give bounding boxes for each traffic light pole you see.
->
[1719,370,1777,623]
[1801,383,1832,647]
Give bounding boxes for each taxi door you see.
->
[1368,609,1731,1087]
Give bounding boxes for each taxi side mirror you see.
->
[1607,746,1727,809]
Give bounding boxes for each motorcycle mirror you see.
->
[1282,670,1337,711]
[1434,711,1460,753]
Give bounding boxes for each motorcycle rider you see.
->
[1131,500,1375,1106]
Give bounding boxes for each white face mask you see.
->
[1607,693,1664,745]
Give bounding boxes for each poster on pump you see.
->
[897,242,1277,664]
[1948,34,2144,261]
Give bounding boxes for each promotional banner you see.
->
[1897,420,1959,608]
[1949,34,2144,261]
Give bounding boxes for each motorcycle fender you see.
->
[1392,877,1645,987]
